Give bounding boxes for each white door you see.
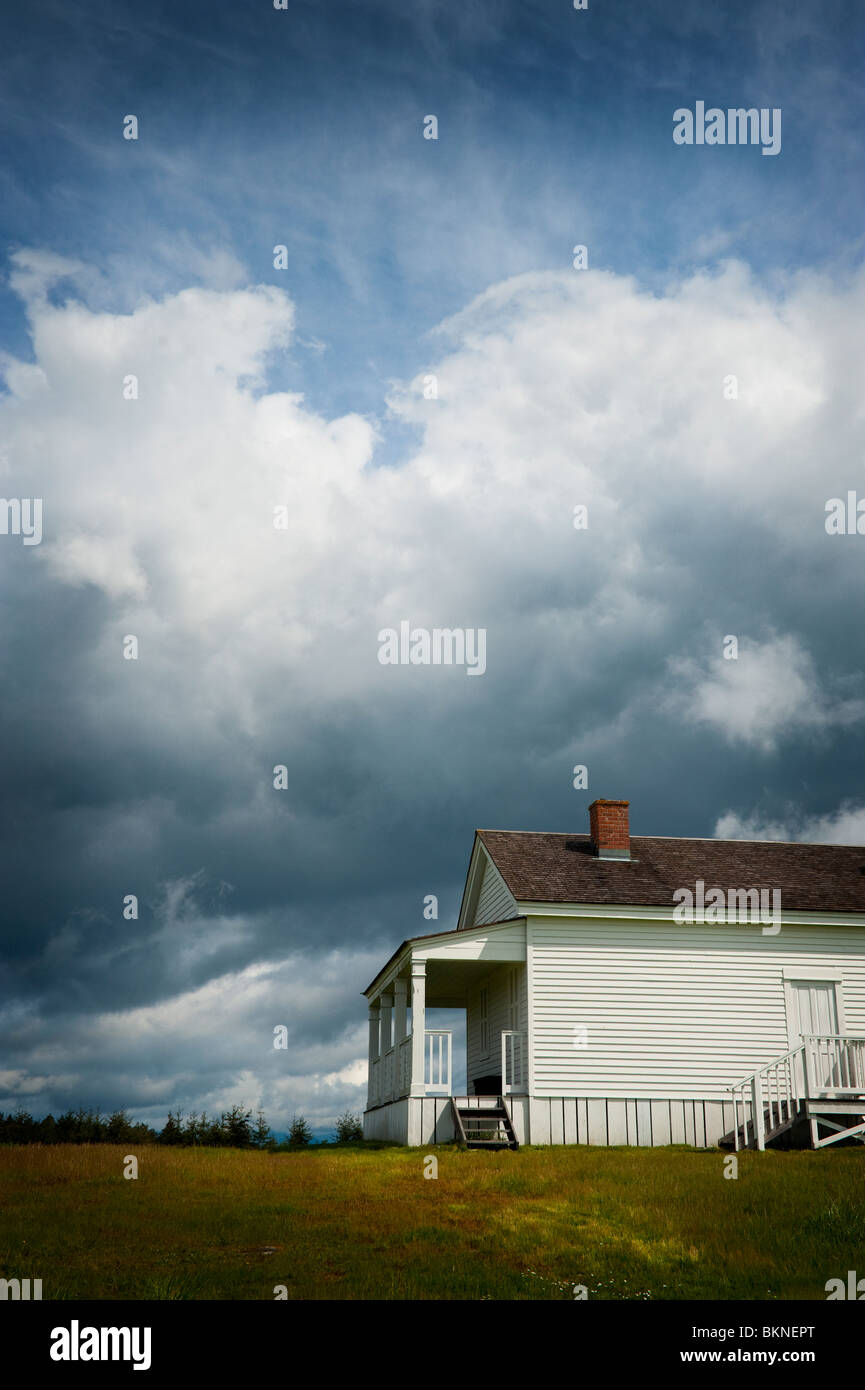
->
[791,982,839,1092]
[793,982,838,1037]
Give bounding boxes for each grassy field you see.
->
[1,1142,862,1300]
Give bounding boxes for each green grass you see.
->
[1,1142,862,1300]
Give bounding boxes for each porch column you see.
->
[409,959,426,1097]
[393,977,408,1097]
[367,1000,380,1109]
[380,992,394,1101]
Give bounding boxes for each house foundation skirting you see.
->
[363,1096,736,1147]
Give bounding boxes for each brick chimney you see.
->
[589,799,630,859]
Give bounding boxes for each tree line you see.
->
[0,1106,365,1148]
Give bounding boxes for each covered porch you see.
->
[363,922,528,1142]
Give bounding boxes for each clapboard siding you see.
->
[528,915,865,1099]
[466,964,528,1090]
[473,855,519,927]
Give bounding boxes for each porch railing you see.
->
[398,1035,412,1095]
[381,1046,394,1101]
[802,1034,865,1095]
[502,1030,527,1094]
[424,1030,452,1094]
[370,1030,453,1104]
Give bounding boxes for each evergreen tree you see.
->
[221,1105,254,1148]
[252,1109,274,1149]
[79,1108,105,1143]
[287,1114,314,1149]
[38,1113,57,1144]
[334,1111,364,1143]
[204,1113,224,1147]
[159,1109,184,1145]
[55,1110,77,1143]
[0,1109,35,1143]
[106,1110,133,1144]
[129,1121,157,1145]
[183,1111,204,1146]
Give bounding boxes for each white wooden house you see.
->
[362,799,865,1150]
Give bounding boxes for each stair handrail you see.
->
[729,1043,806,1153]
[729,1042,806,1093]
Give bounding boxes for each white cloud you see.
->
[47,532,149,599]
[715,801,865,845]
[666,633,865,752]
[7,248,87,304]
[690,228,737,260]
[0,1069,60,1096]
[3,253,863,733]
[319,1059,367,1089]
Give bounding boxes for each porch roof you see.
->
[362,916,524,998]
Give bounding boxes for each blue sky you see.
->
[1,0,865,1134]
[3,0,864,429]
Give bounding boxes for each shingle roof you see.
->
[478,830,865,915]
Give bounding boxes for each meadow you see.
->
[1,1142,862,1300]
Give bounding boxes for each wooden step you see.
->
[718,1104,802,1151]
[719,1099,865,1151]
[452,1097,519,1150]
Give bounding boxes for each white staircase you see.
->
[724,1034,865,1151]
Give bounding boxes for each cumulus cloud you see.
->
[715,802,865,846]
[665,633,865,752]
